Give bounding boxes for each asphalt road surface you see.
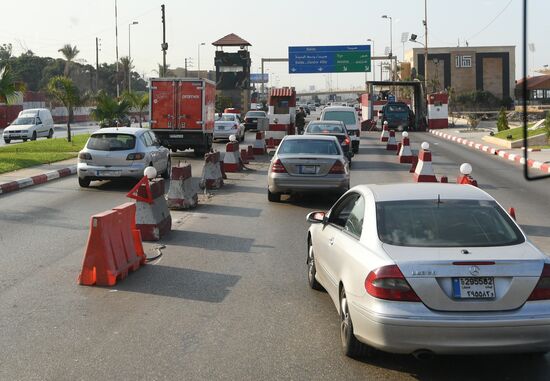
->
[1,120,549,380]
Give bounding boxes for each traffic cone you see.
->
[253,131,266,155]
[380,121,390,142]
[414,142,438,182]
[398,131,414,163]
[386,130,398,151]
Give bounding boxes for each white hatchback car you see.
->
[214,113,245,141]
[306,183,550,359]
[77,127,171,187]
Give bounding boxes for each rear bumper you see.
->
[153,129,208,149]
[77,162,147,180]
[268,173,349,194]
[349,298,550,354]
[213,130,239,139]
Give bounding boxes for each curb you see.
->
[0,165,77,196]
[429,130,550,174]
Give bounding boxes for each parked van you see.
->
[2,108,55,143]
[320,106,360,153]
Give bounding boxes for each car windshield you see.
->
[323,111,356,125]
[278,139,340,155]
[87,133,137,151]
[217,115,236,122]
[246,112,265,117]
[376,199,524,247]
[12,117,36,125]
[306,123,345,134]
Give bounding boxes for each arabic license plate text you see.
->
[452,277,495,299]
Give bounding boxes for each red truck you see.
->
[149,78,215,156]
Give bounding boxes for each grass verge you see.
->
[0,134,89,174]
[493,126,545,140]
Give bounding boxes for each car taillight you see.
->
[126,152,145,160]
[343,137,351,145]
[79,152,92,160]
[271,159,287,173]
[365,265,421,302]
[528,264,550,301]
[329,160,346,174]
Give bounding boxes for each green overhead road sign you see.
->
[288,45,371,74]
[335,51,371,73]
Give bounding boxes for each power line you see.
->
[466,0,514,42]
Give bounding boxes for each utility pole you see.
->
[115,0,120,97]
[161,4,168,77]
[95,37,100,92]
[128,21,138,93]
[424,0,429,92]
[185,58,188,77]
[197,42,205,78]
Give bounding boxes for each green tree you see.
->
[119,56,133,92]
[496,107,510,132]
[544,112,550,142]
[0,43,13,65]
[0,64,26,104]
[123,91,148,127]
[215,95,232,113]
[58,44,80,77]
[47,76,82,142]
[90,90,131,124]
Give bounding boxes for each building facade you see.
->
[405,46,515,100]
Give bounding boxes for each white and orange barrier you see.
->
[413,142,438,183]
[166,163,198,210]
[398,131,414,163]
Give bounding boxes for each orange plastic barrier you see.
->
[78,202,146,286]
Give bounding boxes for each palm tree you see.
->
[58,44,80,77]
[0,64,25,104]
[119,56,133,91]
[123,91,148,127]
[47,76,82,142]
[91,90,131,125]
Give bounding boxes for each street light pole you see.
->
[367,38,375,83]
[115,0,120,97]
[197,42,205,78]
[424,0,429,92]
[128,21,138,93]
[382,15,394,81]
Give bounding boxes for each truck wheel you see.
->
[31,131,37,141]
[4,139,10,144]
[47,129,54,139]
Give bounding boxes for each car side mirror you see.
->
[306,211,327,224]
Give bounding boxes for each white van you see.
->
[2,108,55,143]
[320,106,360,153]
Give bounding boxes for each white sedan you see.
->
[306,183,550,359]
[214,113,245,141]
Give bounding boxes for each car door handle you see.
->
[329,237,335,246]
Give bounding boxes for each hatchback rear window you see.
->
[87,133,136,151]
[322,111,356,125]
[376,200,524,247]
[278,139,340,155]
[246,112,265,117]
[307,123,345,134]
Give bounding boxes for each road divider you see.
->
[456,163,478,186]
[380,122,389,142]
[253,131,267,155]
[398,132,414,163]
[223,138,243,173]
[127,167,172,241]
[166,163,198,210]
[386,130,398,151]
[414,142,438,182]
[78,202,146,286]
[200,151,224,189]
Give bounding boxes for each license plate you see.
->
[452,277,495,299]
[299,165,317,174]
[97,170,121,177]
[170,134,184,138]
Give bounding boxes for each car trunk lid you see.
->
[278,154,340,176]
[382,244,544,311]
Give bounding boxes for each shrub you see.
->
[497,108,510,132]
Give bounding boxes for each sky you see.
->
[0,0,547,92]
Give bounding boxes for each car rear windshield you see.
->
[246,112,265,117]
[323,111,356,125]
[385,104,409,113]
[376,199,524,247]
[278,139,340,155]
[306,123,345,134]
[217,115,236,122]
[87,133,136,151]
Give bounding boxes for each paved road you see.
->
[1,126,549,379]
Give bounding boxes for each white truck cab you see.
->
[3,108,55,143]
[320,106,360,153]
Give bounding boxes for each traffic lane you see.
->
[411,132,550,253]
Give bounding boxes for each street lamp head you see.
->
[382,15,388,19]
[200,42,206,46]
[131,21,139,25]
